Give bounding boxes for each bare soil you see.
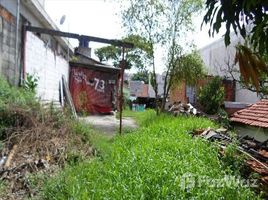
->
[80,114,138,135]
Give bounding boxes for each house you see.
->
[169,31,260,111]
[169,77,235,106]
[129,80,148,98]
[230,99,268,142]
[0,0,71,106]
[127,73,167,108]
[69,47,120,114]
[199,32,260,104]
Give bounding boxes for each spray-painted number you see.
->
[94,78,105,92]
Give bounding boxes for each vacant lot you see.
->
[81,114,137,135]
[43,110,257,200]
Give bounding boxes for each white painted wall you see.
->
[199,33,260,104]
[25,31,69,104]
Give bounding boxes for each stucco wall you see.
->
[235,125,268,142]
[25,31,69,104]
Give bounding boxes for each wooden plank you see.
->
[62,75,77,119]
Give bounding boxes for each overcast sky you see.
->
[45,0,224,72]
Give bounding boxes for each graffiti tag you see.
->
[73,70,105,93]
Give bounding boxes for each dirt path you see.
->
[80,115,138,135]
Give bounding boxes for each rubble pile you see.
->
[192,128,268,195]
[0,107,92,199]
[168,102,200,116]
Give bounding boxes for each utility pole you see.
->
[119,47,126,135]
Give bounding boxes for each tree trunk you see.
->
[160,97,166,112]
[151,54,160,115]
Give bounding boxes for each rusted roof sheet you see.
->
[230,99,268,128]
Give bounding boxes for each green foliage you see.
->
[0,76,35,107]
[198,76,225,114]
[70,121,93,141]
[221,141,245,176]
[218,108,231,129]
[43,112,257,199]
[203,0,268,56]
[95,45,121,66]
[122,109,156,126]
[23,73,39,92]
[121,0,204,112]
[70,120,112,159]
[94,34,152,71]
[0,180,6,197]
[131,70,149,84]
[172,51,205,87]
[0,76,37,138]
[203,0,268,93]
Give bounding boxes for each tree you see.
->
[219,52,268,98]
[94,34,152,70]
[161,50,205,111]
[198,76,225,114]
[121,0,203,113]
[202,0,268,92]
[131,71,149,84]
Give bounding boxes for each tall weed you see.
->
[43,114,257,199]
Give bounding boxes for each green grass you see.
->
[122,109,156,126]
[43,111,258,200]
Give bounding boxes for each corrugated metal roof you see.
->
[230,99,268,128]
[70,54,120,74]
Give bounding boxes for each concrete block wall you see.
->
[25,31,69,104]
[0,5,19,85]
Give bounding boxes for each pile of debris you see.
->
[0,107,92,199]
[168,102,200,116]
[192,128,268,195]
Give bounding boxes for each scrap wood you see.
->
[4,144,17,169]
[261,176,268,184]
[62,75,77,119]
[239,148,268,171]
[192,128,207,136]
[218,139,268,172]
[195,128,232,142]
[246,160,268,175]
[193,126,268,196]
[259,150,268,159]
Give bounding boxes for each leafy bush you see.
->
[43,114,257,199]
[198,76,225,114]
[23,73,39,92]
[221,141,245,176]
[218,108,231,128]
[0,76,35,108]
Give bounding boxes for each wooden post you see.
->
[119,47,126,135]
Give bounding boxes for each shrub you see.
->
[0,76,37,138]
[23,73,39,92]
[0,76,96,198]
[198,76,225,114]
